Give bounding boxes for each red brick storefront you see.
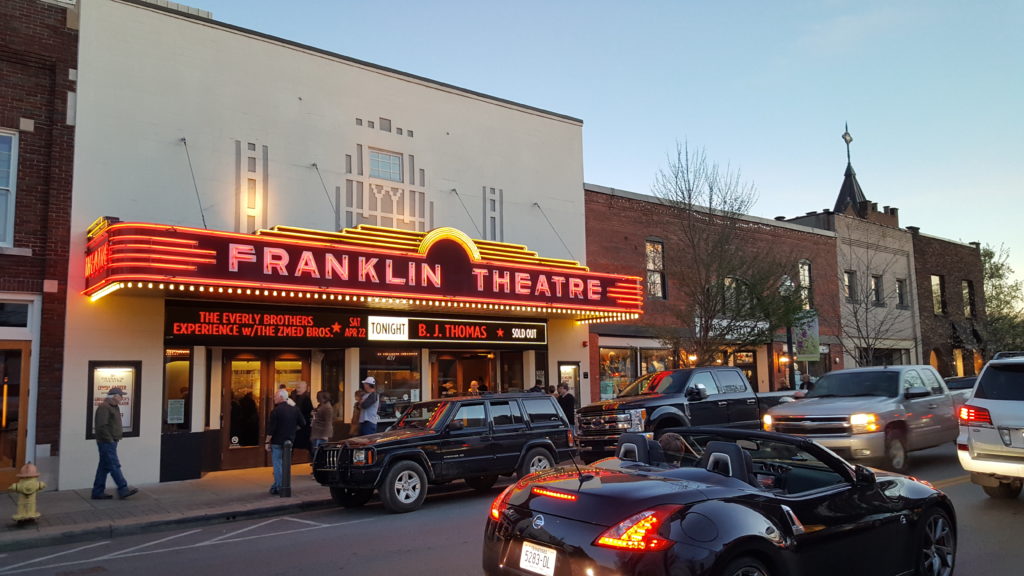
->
[0,0,78,483]
[584,184,842,400]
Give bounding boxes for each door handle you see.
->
[746,399,757,405]
[717,401,728,407]
[927,404,938,409]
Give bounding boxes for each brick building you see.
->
[0,0,78,486]
[585,184,842,399]
[907,227,986,377]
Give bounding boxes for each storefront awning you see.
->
[84,218,643,323]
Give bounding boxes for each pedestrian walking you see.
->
[290,381,314,458]
[350,388,364,436]
[265,388,305,495]
[358,377,380,436]
[556,382,576,424]
[310,390,334,459]
[91,387,138,500]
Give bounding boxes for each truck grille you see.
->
[773,416,850,436]
[314,446,349,470]
[577,412,633,437]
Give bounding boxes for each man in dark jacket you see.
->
[556,383,576,424]
[92,387,138,500]
[265,388,305,495]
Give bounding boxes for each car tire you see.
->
[518,447,554,478]
[329,486,373,508]
[379,460,428,513]
[465,474,499,491]
[981,480,1023,499]
[915,508,956,576]
[883,429,909,473]
[719,555,771,576]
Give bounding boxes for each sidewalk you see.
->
[0,463,333,553]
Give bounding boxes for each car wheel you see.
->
[465,474,499,491]
[518,448,554,478]
[379,460,428,513]
[982,480,1023,499]
[883,429,909,473]
[329,486,373,508]
[719,555,770,576]
[916,508,956,576]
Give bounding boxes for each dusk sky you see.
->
[193,0,1023,281]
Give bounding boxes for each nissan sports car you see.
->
[483,427,955,576]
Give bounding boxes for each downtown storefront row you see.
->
[56,219,641,488]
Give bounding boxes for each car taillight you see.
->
[594,505,682,552]
[532,486,577,501]
[490,484,516,521]
[959,405,993,426]
[567,428,575,446]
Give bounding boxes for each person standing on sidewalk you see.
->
[310,390,334,458]
[357,377,379,436]
[265,388,305,495]
[91,387,138,500]
[556,383,576,426]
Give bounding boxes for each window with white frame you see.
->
[0,131,17,247]
[369,149,403,182]
[645,240,665,299]
[798,259,813,309]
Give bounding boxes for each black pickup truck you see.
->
[576,367,791,463]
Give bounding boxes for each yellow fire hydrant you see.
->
[9,462,45,523]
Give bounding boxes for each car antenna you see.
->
[568,442,593,486]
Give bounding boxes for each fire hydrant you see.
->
[9,462,45,524]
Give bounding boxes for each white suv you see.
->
[957,356,1024,498]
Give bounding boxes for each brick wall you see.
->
[0,0,78,450]
[910,229,986,376]
[585,187,841,395]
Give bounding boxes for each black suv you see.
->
[313,392,575,513]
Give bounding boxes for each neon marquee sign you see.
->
[84,221,644,318]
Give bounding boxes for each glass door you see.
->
[0,343,29,487]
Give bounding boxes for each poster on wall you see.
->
[86,361,142,439]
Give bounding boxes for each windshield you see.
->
[617,372,659,397]
[806,371,899,398]
[392,401,452,430]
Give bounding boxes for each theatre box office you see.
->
[67,219,641,483]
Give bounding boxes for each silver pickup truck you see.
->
[763,365,967,472]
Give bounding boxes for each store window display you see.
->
[599,347,634,400]
[360,349,421,425]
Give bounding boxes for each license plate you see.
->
[519,540,557,576]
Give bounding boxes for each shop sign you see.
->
[165,301,546,347]
[84,222,643,316]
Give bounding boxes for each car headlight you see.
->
[850,413,879,434]
[762,414,773,431]
[626,408,647,432]
[351,448,375,465]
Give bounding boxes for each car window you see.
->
[903,369,925,393]
[945,377,976,390]
[807,371,899,398]
[714,370,748,394]
[919,369,945,395]
[393,401,450,430]
[617,372,659,397]
[644,372,687,394]
[451,402,487,429]
[974,364,1024,401]
[489,400,524,427]
[522,398,562,424]
[687,371,720,396]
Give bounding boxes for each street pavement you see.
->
[0,463,333,553]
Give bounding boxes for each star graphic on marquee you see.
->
[331,322,342,333]
[496,328,504,338]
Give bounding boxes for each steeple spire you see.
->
[833,123,868,216]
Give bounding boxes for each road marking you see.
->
[0,541,108,573]
[931,475,970,489]
[281,516,327,527]
[202,518,279,544]
[93,529,202,559]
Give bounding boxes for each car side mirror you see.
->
[448,420,464,431]
[854,464,876,486]
[904,386,930,399]
[685,383,709,401]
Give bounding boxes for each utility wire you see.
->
[450,188,483,237]
[312,163,337,214]
[532,202,576,261]
[181,137,208,229]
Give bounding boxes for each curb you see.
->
[0,497,335,554]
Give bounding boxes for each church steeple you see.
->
[833,123,868,216]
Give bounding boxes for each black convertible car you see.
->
[483,427,956,576]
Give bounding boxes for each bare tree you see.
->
[651,141,805,365]
[834,222,917,366]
